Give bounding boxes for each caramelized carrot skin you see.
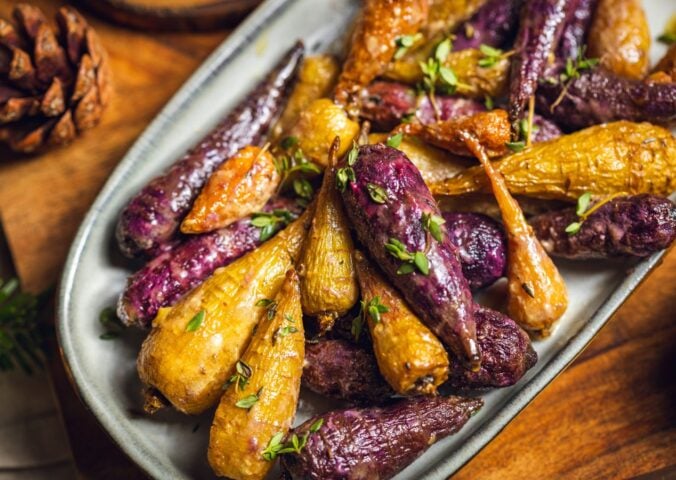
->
[432,122,676,201]
[587,0,651,79]
[334,0,429,107]
[298,142,359,332]
[281,396,483,480]
[508,0,569,128]
[136,212,310,415]
[398,109,510,157]
[181,146,280,234]
[208,270,304,480]
[354,251,449,395]
[462,132,568,337]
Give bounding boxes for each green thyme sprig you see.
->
[251,209,294,242]
[384,238,430,275]
[225,360,253,391]
[99,306,125,340]
[477,44,504,68]
[262,418,324,461]
[255,298,279,320]
[565,192,592,235]
[361,296,389,324]
[394,33,423,59]
[422,213,445,243]
[274,136,321,203]
[549,46,599,112]
[0,278,50,374]
[336,142,359,192]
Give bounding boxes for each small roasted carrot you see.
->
[208,269,305,480]
[396,109,510,157]
[587,0,650,79]
[334,0,429,109]
[298,139,359,332]
[287,98,360,167]
[354,251,449,395]
[181,146,280,234]
[461,131,568,337]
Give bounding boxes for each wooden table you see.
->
[0,1,674,478]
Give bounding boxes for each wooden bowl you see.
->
[77,0,261,31]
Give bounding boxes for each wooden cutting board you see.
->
[0,0,674,478]
[78,0,260,31]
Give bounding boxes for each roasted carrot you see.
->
[461,131,568,336]
[181,146,280,234]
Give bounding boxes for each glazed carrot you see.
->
[208,269,305,480]
[461,131,568,337]
[298,139,359,332]
[334,0,429,109]
[396,109,510,157]
[181,146,280,234]
[354,251,449,395]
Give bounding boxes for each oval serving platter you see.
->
[57,0,675,478]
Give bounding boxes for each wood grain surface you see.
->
[0,1,674,479]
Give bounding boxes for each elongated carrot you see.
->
[460,131,568,336]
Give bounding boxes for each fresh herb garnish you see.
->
[386,132,403,149]
[280,136,299,150]
[99,306,124,340]
[273,326,298,345]
[484,94,494,110]
[505,141,526,153]
[261,419,324,461]
[576,191,592,216]
[565,191,592,235]
[293,178,314,200]
[384,238,430,275]
[550,46,599,111]
[336,166,356,192]
[422,212,445,243]
[226,360,253,391]
[185,310,205,332]
[251,209,294,242]
[235,387,262,409]
[366,183,389,204]
[477,44,503,68]
[256,298,278,320]
[419,38,460,110]
[394,33,423,60]
[658,32,676,44]
[362,296,389,324]
[347,141,359,166]
[560,47,599,82]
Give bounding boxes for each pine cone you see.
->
[0,4,111,153]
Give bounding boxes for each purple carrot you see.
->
[443,212,507,290]
[509,0,569,131]
[340,144,481,369]
[361,81,562,141]
[445,306,537,390]
[536,66,676,130]
[557,0,598,60]
[115,42,304,258]
[117,197,302,327]
[453,0,522,51]
[529,194,676,259]
[303,339,393,404]
[281,396,483,480]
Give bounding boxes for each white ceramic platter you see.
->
[57,0,675,478]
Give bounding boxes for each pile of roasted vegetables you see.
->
[113,0,676,478]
